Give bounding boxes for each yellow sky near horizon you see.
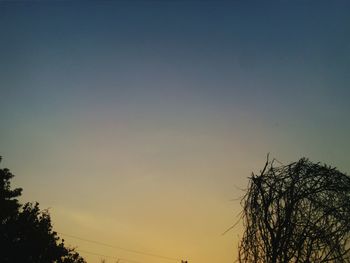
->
[2,1,350,262]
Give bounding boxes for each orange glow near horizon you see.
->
[2,1,350,262]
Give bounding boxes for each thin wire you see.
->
[58,232,181,262]
[76,249,142,263]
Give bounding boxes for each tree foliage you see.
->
[0,157,86,263]
[239,158,350,263]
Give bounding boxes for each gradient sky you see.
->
[1,1,350,263]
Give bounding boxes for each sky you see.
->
[1,1,350,262]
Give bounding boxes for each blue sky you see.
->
[1,1,350,262]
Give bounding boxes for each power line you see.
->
[58,232,182,262]
[76,249,142,263]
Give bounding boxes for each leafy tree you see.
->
[239,157,350,263]
[0,156,22,223]
[0,157,86,263]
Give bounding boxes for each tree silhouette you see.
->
[0,156,22,224]
[0,157,86,263]
[238,157,350,263]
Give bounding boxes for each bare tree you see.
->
[238,157,350,263]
